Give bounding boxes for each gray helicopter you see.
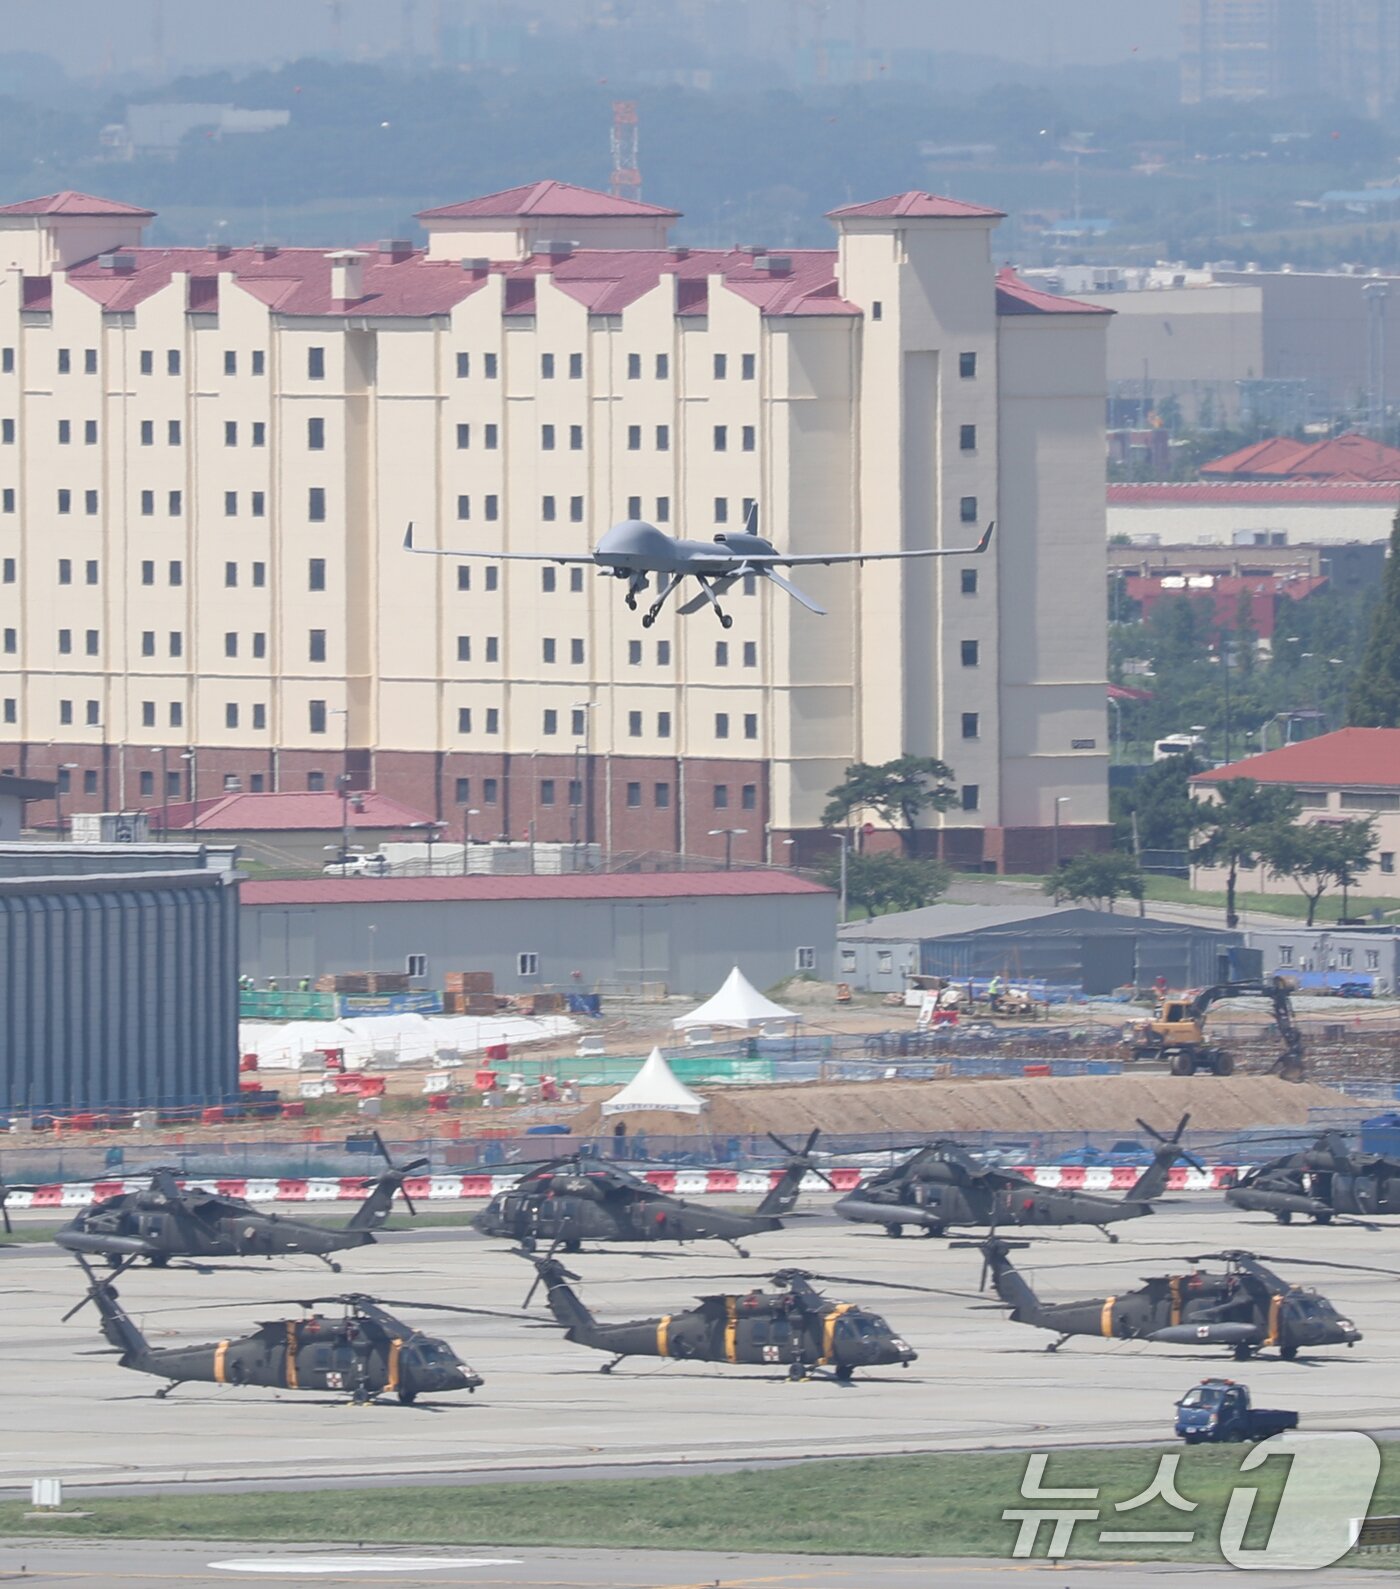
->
[404,513,993,628]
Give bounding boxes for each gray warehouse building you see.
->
[839,904,1242,996]
[241,872,836,995]
[0,843,240,1114]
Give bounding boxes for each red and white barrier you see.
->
[2,1162,1243,1209]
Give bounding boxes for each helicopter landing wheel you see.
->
[564,1238,582,1254]
[398,1388,418,1404]
[1280,1344,1299,1361]
[885,1224,904,1238]
[149,1253,170,1268]
[1232,1344,1254,1362]
[1315,1210,1333,1224]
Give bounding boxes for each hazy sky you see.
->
[0,0,1181,81]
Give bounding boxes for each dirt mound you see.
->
[571,1073,1350,1137]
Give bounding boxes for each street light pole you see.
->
[460,806,480,875]
[53,762,78,839]
[182,748,198,836]
[707,826,747,870]
[151,747,169,840]
[336,771,352,867]
[1052,796,1070,903]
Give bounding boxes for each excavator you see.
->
[1122,978,1304,1081]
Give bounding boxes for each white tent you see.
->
[600,1047,708,1116]
[671,965,796,1031]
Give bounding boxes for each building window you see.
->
[456,566,471,591]
[627,495,642,520]
[308,346,325,380]
[306,770,324,791]
[871,301,883,321]
[961,784,979,811]
[169,560,183,586]
[252,562,265,586]
[139,350,153,375]
[251,491,264,517]
[252,350,265,375]
[252,422,265,446]
[655,424,669,451]
[656,496,670,522]
[0,348,10,373]
[309,700,327,734]
[308,417,324,450]
[714,784,729,808]
[485,635,499,661]
[570,424,583,450]
[570,496,584,524]
[743,353,758,380]
[959,351,977,378]
[543,709,558,735]
[1366,949,1380,969]
[139,767,154,793]
[82,764,97,789]
[86,629,101,655]
[742,424,755,452]
[225,561,238,587]
[456,635,470,662]
[84,348,97,374]
[483,777,498,804]
[59,700,72,725]
[252,633,266,658]
[225,703,239,729]
[308,487,326,522]
[568,779,582,806]
[456,351,469,378]
[140,631,154,656]
[714,353,727,379]
[540,779,556,804]
[962,567,978,595]
[457,494,471,520]
[743,640,757,667]
[58,559,72,585]
[310,630,327,662]
[1382,853,1396,874]
[484,353,498,379]
[1,558,11,582]
[744,713,757,739]
[57,348,71,374]
[485,495,498,521]
[627,352,641,380]
[485,707,499,734]
[457,707,472,733]
[541,423,555,451]
[716,641,729,667]
[1278,945,1294,966]
[628,711,642,737]
[543,637,557,662]
[224,632,238,658]
[655,782,670,808]
[168,490,182,515]
[85,419,97,444]
[57,629,72,653]
[540,352,555,380]
[225,491,238,516]
[742,783,757,809]
[542,495,556,521]
[960,424,977,451]
[961,640,979,667]
[1340,948,1354,969]
[456,423,470,449]
[169,632,182,656]
[627,425,641,451]
[657,640,670,664]
[570,638,584,664]
[0,419,12,445]
[1,489,11,512]
[454,777,471,804]
[57,489,71,514]
[542,568,556,594]
[714,424,728,452]
[715,712,729,739]
[58,418,70,444]
[960,495,978,523]
[140,490,154,516]
[796,946,817,972]
[569,352,583,379]
[167,349,181,376]
[571,707,587,736]
[962,712,979,739]
[626,781,641,808]
[138,418,153,447]
[628,640,642,665]
[714,497,728,524]
[517,952,539,977]
[309,559,326,591]
[657,710,671,737]
[224,350,237,376]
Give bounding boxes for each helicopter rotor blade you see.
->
[62,1252,141,1323]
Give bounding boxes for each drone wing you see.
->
[751,521,995,567]
[402,523,598,565]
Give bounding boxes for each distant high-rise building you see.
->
[1183,0,1400,111]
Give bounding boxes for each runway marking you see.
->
[209,1557,521,1574]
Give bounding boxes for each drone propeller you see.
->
[766,1128,836,1190]
[1137,1113,1205,1173]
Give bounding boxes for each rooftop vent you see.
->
[669,245,690,261]
[377,238,413,262]
[98,252,136,273]
[536,239,576,259]
[459,257,490,275]
[753,254,791,275]
[253,243,279,260]
[739,244,767,256]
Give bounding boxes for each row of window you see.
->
[447,773,759,812]
[443,705,761,741]
[1,417,331,449]
[453,351,758,382]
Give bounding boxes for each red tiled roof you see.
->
[0,190,154,218]
[828,190,1005,220]
[417,181,679,221]
[162,789,436,833]
[243,873,833,905]
[62,243,858,321]
[995,265,1112,317]
[1201,431,1400,483]
[1192,728,1400,788]
[1107,481,1400,505]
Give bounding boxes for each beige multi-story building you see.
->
[0,180,1110,870]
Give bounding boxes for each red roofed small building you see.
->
[1123,569,1328,641]
[1191,728,1400,899]
[0,180,1112,874]
[1201,432,1400,484]
[156,788,437,866]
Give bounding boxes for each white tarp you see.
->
[239,1013,577,1070]
[600,1047,708,1115]
[671,966,796,1031]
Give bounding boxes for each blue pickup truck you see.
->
[1175,1379,1298,1444]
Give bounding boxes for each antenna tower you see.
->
[610,100,641,201]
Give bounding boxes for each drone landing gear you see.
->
[642,573,683,628]
[155,1379,184,1399]
[600,1354,627,1374]
[1046,1334,1072,1353]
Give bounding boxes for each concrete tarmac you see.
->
[5,1539,1400,1588]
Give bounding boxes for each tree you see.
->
[1191,778,1302,928]
[817,852,951,920]
[1349,508,1400,726]
[1262,816,1378,926]
[1112,753,1201,852]
[821,757,957,857]
[1043,853,1145,913]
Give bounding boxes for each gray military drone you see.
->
[404,514,993,628]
